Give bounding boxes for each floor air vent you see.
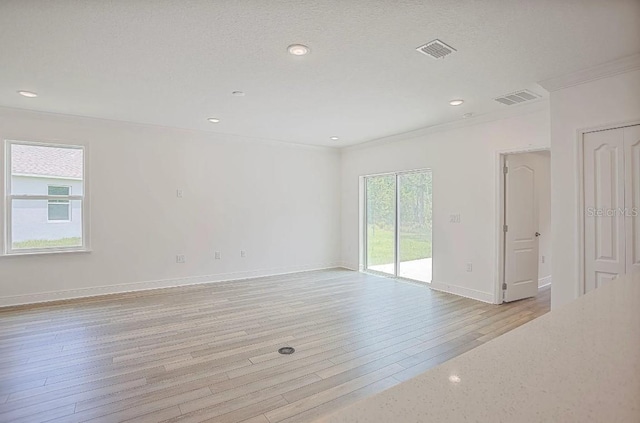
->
[494,90,540,106]
[416,39,456,59]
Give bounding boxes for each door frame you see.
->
[495,146,550,304]
[576,119,640,296]
[361,168,432,283]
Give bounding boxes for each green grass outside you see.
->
[367,226,431,266]
[13,237,82,249]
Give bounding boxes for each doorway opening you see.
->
[497,149,551,303]
[363,169,432,283]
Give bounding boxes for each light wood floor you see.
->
[0,269,550,423]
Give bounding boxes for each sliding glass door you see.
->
[365,170,432,283]
[398,172,432,282]
[365,174,396,276]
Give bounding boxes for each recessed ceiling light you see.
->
[462,112,474,118]
[18,90,38,98]
[330,136,339,141]
[288,44,310,56]
[207,118,220,123]
[449,99,464,106]
[232,91,245,97]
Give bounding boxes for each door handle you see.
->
[535,232,541,237]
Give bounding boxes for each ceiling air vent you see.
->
[494,90,540,106]
[416,39,456,59]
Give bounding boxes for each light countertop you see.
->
[315,273,640,423]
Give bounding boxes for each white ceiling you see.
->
[1,0,639,147]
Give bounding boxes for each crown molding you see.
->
[342,99,549,152]
[0,106,340,153]
[538,53,640,92]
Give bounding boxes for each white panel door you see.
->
[624,125,640,275]
[584,128,626,292]
[504,155,539,302]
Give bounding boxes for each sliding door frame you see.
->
[363,168,432,283]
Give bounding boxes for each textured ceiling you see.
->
[1,0,639,146]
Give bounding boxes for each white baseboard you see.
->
[0,262,342,308]
[339,262,358,271]
[430,281,495,304]
[539,275,552,289]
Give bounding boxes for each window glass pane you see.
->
[366,174,396,275]
[10,144,84,195]
[398,171,432,283]
[48,185,71,196]
[48,202,71,221]
[12,199,82,250]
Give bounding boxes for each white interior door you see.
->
[624,125,640,276]
[504,155,539,302]
[584,128,626,292]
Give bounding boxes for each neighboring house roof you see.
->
[11,144,83,179]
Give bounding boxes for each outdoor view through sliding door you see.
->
[366,170,432,283]
[398,171,432,282]
[366,174,396,276]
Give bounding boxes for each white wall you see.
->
[0,107,341,306]
[534,151,552,283]
[550,69,640,308]
[341,105,550,303]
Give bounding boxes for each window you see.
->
[48,185,71,222]
[5,141,87,254]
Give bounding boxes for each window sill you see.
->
[2,249,92,257]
